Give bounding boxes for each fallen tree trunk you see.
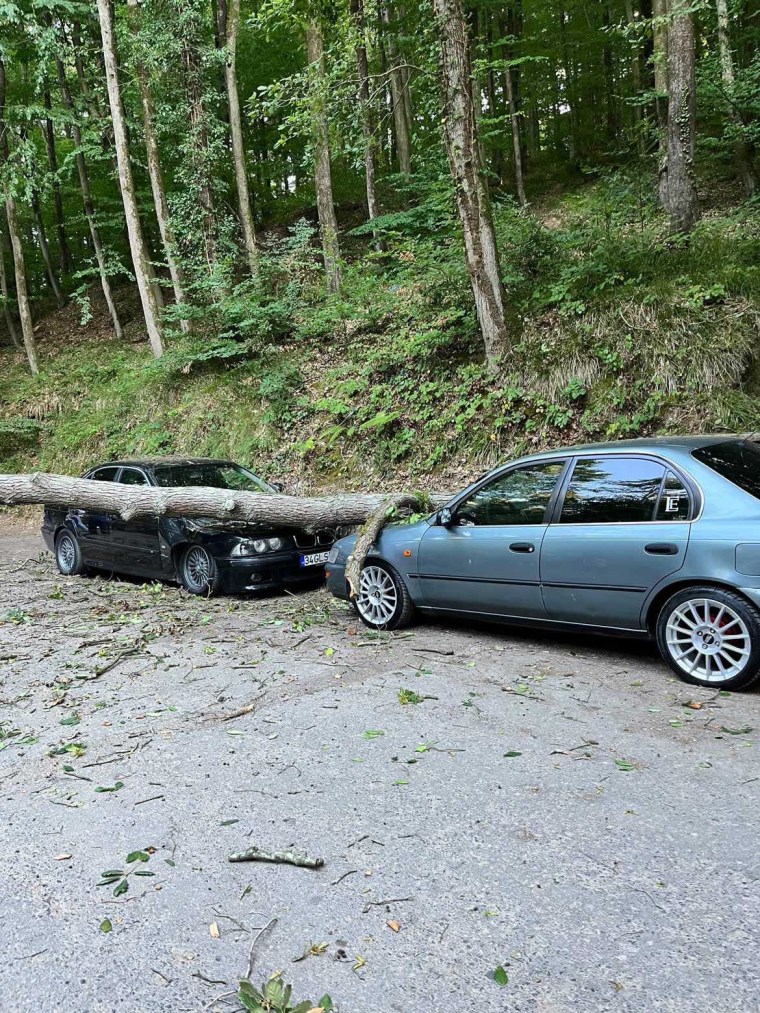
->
[0,473,447,596]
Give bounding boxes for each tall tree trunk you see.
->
[432,0,517,369]
[0,61,38,374]
[41,88,73,275]
[625,0,645,154]
[716,0,756,195]
[350,0,381,235]
[182,37,217,271]
[55,53,123,339]
[220,0,260,277]
[0,224,21,350]
[505,64,527,206]
[96,0,164,356]
[31,191,65,309]
[663,1,699,232]
[653,0,669,203]
[306,19,342,294]
[381,5,412,173]
[127,0,189,331]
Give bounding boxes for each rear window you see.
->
[692,440,760,500]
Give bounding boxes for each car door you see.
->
[417,460,568,618]
[110,467,162,572]
[76,466,120,564]
[540,455,692,630]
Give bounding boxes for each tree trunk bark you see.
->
[0,61,38,374]
[41,88,73,275]
[55,54,124,339]
[126,0,189,331]
[653,0,669,204]
[306,19,342,295]
[663,2,699,233]
[0,472,447,529]
[96,0,164,356]
[505,61,527,206]
[381,5,412,174]
[0,225,21,350]
[222,0,260,278]
[350,0,381,237]
[432,0,518,370]
[31,190,65,309]
[182,37,217,272]
[715,0,755,195]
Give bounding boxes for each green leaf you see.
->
[503,751,522,758]
[100,869,124,879]
[133,870,156,877]
[126,850,150,863]
[99,918,112,934]
[60,713,80,726]
[493,965,509,986]
[317,996,333,1012]
[95,781,124,793]
[614,758,636,771]
[220,819,239,826]
[113,879,129,897]
[720,725,753,735]
[363,729,384,740]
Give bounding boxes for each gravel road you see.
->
[1,535,759,1013]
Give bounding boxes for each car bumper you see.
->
[216,550,329,593]
[325,561,349,600]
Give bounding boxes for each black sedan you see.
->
[41,458,342,596]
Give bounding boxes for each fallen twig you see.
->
[362,896,414,913]
[228,846,324,869]
[245,917,278,979]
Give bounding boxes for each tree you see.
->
[715,0,756,195]
[219,0,260,278]
[349,0,381,231]
[663,0,699,233]
[96,0,165,357]
[432,0,518,369]
[306,17,342,294]
[0,60,38,375]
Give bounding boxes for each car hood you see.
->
[183,518,278,536]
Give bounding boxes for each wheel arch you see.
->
[645,578,756,633]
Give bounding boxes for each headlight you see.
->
[267,537,284,552]
[231,537,287,557]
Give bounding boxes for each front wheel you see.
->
[351,560,416,631]
[179,545,222,597]
[55,530,85,576]
[656,586,760,691]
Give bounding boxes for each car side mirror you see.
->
[438,507,453,527]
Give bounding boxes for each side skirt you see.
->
[415,605,651,640]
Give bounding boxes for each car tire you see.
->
[656,585,760,691]
[179,545,222,597]
[55,530,86,577]
[351,560,416,631]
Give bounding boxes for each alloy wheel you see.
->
[665,597,751,683]
[57,534,76,573]
[356,565,399,626]
[184,546,211,591]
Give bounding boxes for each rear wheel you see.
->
[55,530,85,577]
[179,545,222,597]
[656,586,760,691]
[352,560,416,631]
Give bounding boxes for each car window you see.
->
[560,457,666,524]
[654,471,691,521]
[456,462,565,526]
[692,440,760,500]
[118,468,149,486]
[152,463,273,493]
[90,467,119,482]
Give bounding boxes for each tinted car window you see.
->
[118,468,149,486]
[560,457,666,523]
[457,462,565,526]
[654,471,691,521]
[152,463,273,493]
[692,440,760,500]
[90,467,119,482]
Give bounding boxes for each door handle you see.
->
[509,542,535,553]
[645,542,679,555]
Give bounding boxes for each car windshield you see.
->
[152,463,274,493]
[692,440,760,500]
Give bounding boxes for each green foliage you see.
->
[0,418,41,454]
[237,974,332,1013]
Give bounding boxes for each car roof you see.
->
[89,457,236,471]
[515,434,746,462]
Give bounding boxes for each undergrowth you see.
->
[1,169,759,486]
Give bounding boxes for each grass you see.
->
[2,168,759,487]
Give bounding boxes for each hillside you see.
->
[2,171,759,490]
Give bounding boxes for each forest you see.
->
[0,0,759,487]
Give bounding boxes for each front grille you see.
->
[292,529,335,549]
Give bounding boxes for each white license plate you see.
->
[300,551,329,567]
